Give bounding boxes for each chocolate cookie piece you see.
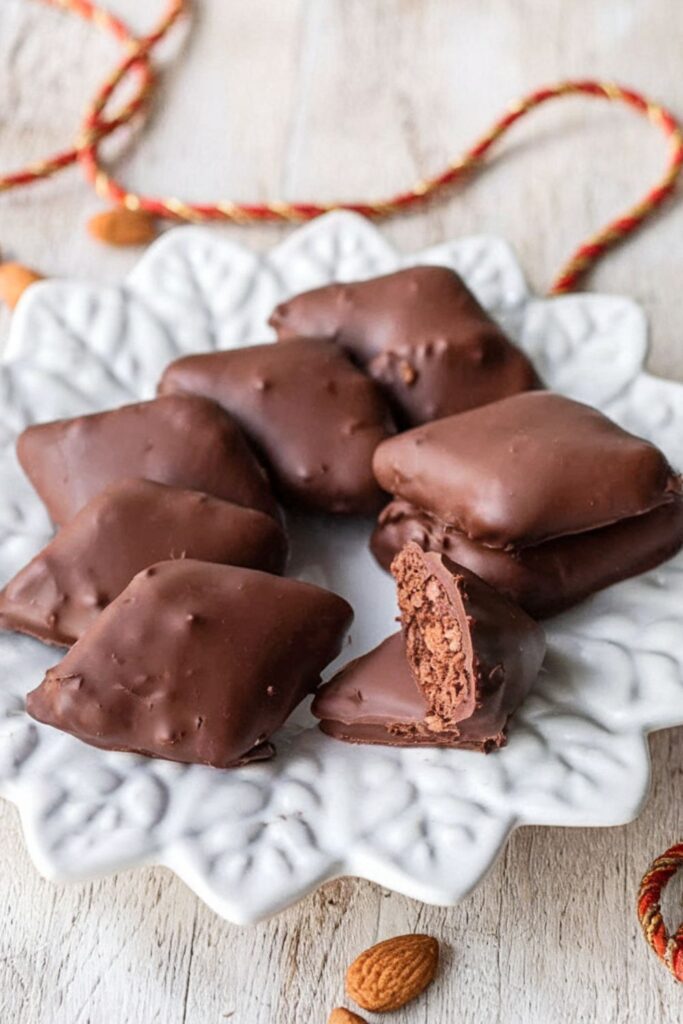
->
[26,560,353,768]
[269,266,540,426]
[315,634,509,749]
[314,632,451,745]
[17,393,277,526]
[0,479,288,647]
[159,337,395,514]
[370,498,683,618]
[314,544,545,751]
[373,392,681,549]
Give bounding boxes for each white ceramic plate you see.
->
[0,212,682,924]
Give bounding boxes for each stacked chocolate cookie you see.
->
[370,391,683,618]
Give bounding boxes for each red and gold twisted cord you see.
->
[1,0,683,295]
[638,842,683,982]
[0,0,156,191]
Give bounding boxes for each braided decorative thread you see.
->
[638,842,683,982]
[0,0,155,191]
[1,0,682,293]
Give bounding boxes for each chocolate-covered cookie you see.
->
[159,337,395,514]
[269,266,540,426]
[0,479,288,647]
[313,543,545,751]
[373,392,681,549]
[371,497,683,619]
[27,560,353,768]
[17,394,277,526]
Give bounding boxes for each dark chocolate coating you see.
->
[314,633,431,727]
[370,497,683,618]
[158,337,395,514]
[269,266,540,427]
[26,560,353,768]
[373,391,681,549]
[0,479,288,647]
[314,633,455,745]
[314,546,545,751]
[316,635,528,751]
[17,393,278,526]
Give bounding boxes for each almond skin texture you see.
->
[0,263,43,310]
[87,208,157,247]
[328,1009,368,1024]
[345,933,439,1012]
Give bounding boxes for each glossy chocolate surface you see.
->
[269,266,540,426]
[159,337,395,514]
[373,392,681,549]
[27,560,353,768]
[17,394,277,525]
[0,479,288,646]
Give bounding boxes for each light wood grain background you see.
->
[2,2,683,1022]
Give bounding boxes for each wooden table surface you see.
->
[2,2,683,1021]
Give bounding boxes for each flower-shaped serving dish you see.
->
[0,212,682,924]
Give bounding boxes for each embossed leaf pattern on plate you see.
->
[0,213,681,923]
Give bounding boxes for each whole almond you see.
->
[0,262,44,310]
[328,1009,367,1024]
[346,933,439,1012]
[87,207,157,247]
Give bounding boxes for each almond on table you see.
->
[87,207,158,246]
[0,262,43,310]
[345,934,439,1012]
[328,1009,368,1024]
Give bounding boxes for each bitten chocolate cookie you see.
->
[27,560,353,768]
[159,337,395,514]
[0,479,288,647]
[17,393,277,526]
[371,392,683,616]
[313,543,545,751]
[269,266,540,426]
